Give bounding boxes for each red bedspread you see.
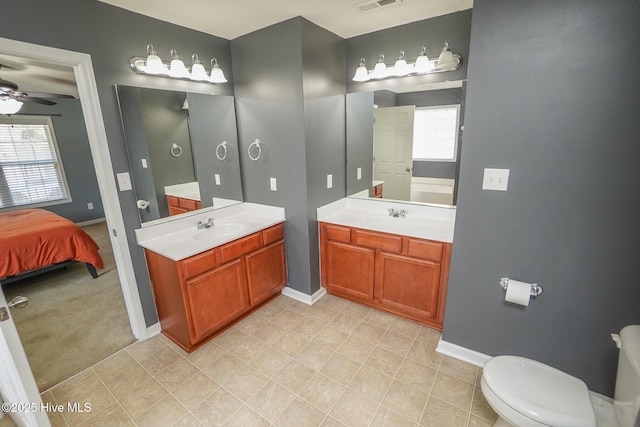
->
[0,209,104,278]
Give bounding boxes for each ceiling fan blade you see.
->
[23,91,75,99]
[20,96,57,106]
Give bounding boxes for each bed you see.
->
[0,209,104,284]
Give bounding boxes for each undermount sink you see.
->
[191,221,251,242]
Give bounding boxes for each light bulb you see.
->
[437,41,456,70]
[373,54,387,79]
[414,46,435,73]
[190,54,209,81]
[169,49,188,78]
[393,51,409,76]
[209,58,227,83]
[145,44,165,75]
[353,58,370,82]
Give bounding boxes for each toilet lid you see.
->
[483,356,596,427]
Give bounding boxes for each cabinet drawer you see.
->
[373,184,383,196]
[406,238,443,262]
[324,224,351,243]
[167,195,179,207]
[262,223,284,245]
[179,198,198,210]
[218,232,262,264]
[353,229,402,253]
[182,249,217,279]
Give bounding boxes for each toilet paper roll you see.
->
[505,279,531,306]
[136,199,150,210]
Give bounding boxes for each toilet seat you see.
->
[482,356,597,427]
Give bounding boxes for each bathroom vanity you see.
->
[136,203,286,352]
[317,198,455,330]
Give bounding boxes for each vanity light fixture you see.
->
[352,41,461,82]
[129,44,228,85]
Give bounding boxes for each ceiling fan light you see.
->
[415,46,435,73]
[190,54,209,81]
[209,59,227,83]
[0,98,23,114]
[169,49,188,78]
[353,58,370,82]
[145,44,165,75]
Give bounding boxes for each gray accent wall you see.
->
[346,92,374,196]
[443,0,640,395]
[232,18,346,296]
[15,99,105,223]
[2,0,233,326]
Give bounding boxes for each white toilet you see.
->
[481,325,640,427]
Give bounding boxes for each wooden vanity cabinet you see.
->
[167,195,202,216]
[145,223,286,352]
[319,222,451,330]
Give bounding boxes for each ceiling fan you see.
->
[0,74,74,114]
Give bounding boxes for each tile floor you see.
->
[2,294,498,427]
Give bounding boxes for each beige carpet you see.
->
[2,222,136,392]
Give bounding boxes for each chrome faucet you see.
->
[197,218,214,229]
[388,208,407,218]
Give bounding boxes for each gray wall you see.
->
[2,0,234,326]
[13,99,105,223]
[232,18,346,296]
[443,0,640,395]
[346,92,374,196]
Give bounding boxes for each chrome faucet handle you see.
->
[399,209,407,217]
[388,208,396,216]
[197,220,204,229]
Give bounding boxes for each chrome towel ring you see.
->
[248,139,262,161]
[216,141,228,161]
[170,143,183,157]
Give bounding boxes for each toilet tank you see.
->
[614,325,640,427]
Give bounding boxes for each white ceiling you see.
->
[97,0,472,40]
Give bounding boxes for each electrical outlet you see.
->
[270,177,277,191]
[214,174,221,185]
[141,158,147,168]
[357,167,362,180]
[482,168,510,191]
[327,174,333,189]
[87,202,94,210]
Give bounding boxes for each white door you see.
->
[0,292,50,427]
[373,105,415,201]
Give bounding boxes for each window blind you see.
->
[412,105,460,161]
[0,117,70,209]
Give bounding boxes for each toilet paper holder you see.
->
[499,278,543,297]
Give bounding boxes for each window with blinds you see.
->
[412,105,460,161]
[0,116,71,210]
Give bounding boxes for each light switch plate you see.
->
[141,159,147,168]
[357,167,362,180]
[482,168,510,191]
[270,177,277,191]
[214,174,221,185]
[116,172,132,191]
[327,174,333,189]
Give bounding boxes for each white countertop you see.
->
[317,198,456,243]
[164,182,200,200]
[135,203,286,261]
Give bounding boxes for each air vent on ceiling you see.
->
[356,0,403,13]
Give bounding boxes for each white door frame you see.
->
[0,37,148,339]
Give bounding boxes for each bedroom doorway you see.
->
[0,37,146,396]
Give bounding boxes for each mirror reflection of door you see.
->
[373,105,415,201]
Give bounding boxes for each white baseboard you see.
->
[76,217,106,227]
[281,285,327,306]
[436,339,492,367]
[146,322,161,338]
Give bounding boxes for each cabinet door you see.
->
[325,241,375,301]
[185,258,249,341]
[375,252,440,322]
[246,241,286,306]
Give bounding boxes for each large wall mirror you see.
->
[116,85,243,226]
[346,80,465,208]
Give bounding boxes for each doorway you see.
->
[0,37,146,393]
